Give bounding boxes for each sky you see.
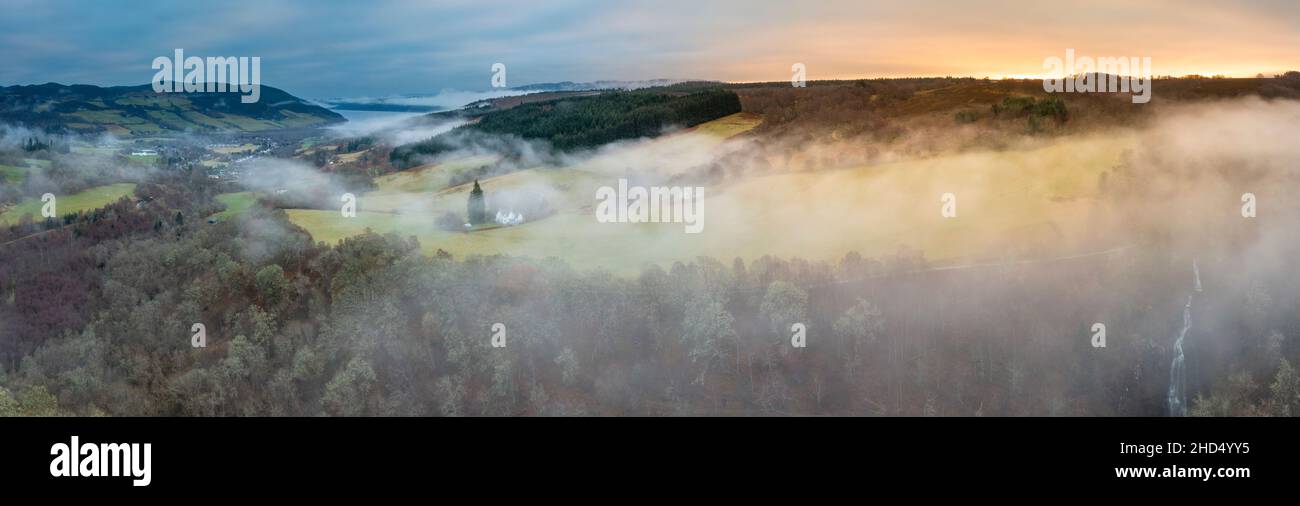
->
[0,0,1296,99]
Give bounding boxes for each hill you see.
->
[0,82,345,136]
[730,75,1300,139]
[391,88,743,167]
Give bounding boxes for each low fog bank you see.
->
[7,92,1300,417]
[325,88,532,111]
[325,111,467,147]
[0,124,158,203]
[308,94,1300,277]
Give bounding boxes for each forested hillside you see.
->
[0,83,344,136]
[731,75,1300,140]
[3,175,1298,416]
[391,88,742,167]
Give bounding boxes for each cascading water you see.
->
[1167,259,1201,417]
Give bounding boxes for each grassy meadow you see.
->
[287,112,1129,272]
[0,183,138,225]
[208,192,258,222]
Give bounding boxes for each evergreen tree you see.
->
[467,180,486,225]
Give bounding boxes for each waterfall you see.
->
[1167,259,1200,417]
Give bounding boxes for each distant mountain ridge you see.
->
[321,79,702,113]
[511,79,694,92]
[0,82,345,136]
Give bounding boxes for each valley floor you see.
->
[284,114,1133,273]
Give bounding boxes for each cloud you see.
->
[240,157,348,195]
[326,89,531,110]
[325,113,466,147]
[2,1,1294,97]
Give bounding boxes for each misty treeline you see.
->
[390,89,742,168]
[0,148,153,209]
[735,75,1300,145]
[2,176,1298,416]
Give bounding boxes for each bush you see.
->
[997,96,1038,116]
[1034,96,1069,124]
[1282,71,1300,89]
[993,95,1068,132]
[255,264,288,308]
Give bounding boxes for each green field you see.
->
[0,164,26,185]
[689,112,763,137]
[208,192,257,222]
[370,155,499,195]
[0,183,137,225]
[699,133,1129,264]
[127,154,160,165]
[210,144,257,155]
[287,208,693,272]
[286,113,1128,273]
[63,102,319,135]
